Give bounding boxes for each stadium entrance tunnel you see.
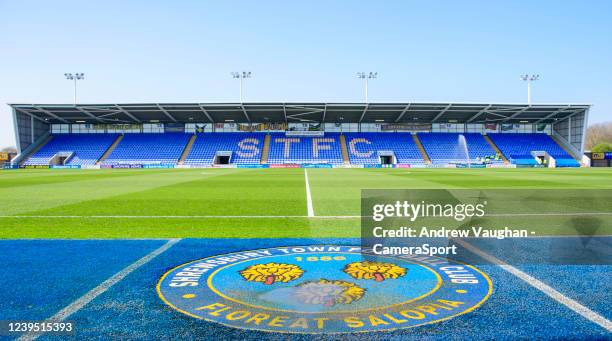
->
[380,155,393,165]
[378,151,395,165]
[531,151,553,167]
[49,152,73,166]
[214,151,232,165]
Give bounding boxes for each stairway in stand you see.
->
[412,134,431,164]
[339,134,350,164]
[178,134,197,165]
[483,134,509,163]
[97,135,124,165]
[260,134,271,164]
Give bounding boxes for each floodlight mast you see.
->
[520,74,539,105]
[231,71,252,103]
[64,73,85,106]
[356,72,377,103]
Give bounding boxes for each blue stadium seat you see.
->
[417,133,502,164]
[104,133,190,165]
[488,133,580,167]
[25,134,119,166]
[267,133,344,164]
[24,132,580,168]
[343,133,423,165]
[184,133,265,165]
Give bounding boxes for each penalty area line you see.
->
[16,238,181,341]
[454,238,612,333]
[305,169,315,217]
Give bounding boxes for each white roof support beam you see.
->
[285,106,324,122]
[15,108,49,124]
[394,103,411,122]
[492,106,528,112]
[358,104,369,123]
[156,104,177,122]
[114,104,141,123]
[485,111,509,119]
[75,107,104,122]
[501,106,532,122]
[285,105,325,112]
[534,106,573,123]
[287,110,322,118]
[322,104,327,123]
[32,106,69,123]
[431,104,453,122]
[197,105,215,123]
[240,105,251,122]
[97,111,123,118]
[286,117,317,123]
[282,103,288,124]
[467,104,493,123]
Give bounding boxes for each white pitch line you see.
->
[17,238,181,341]
[454,238,612,333]
[304,169,314,217]
[2,212,612,219]
[0,215,358,219]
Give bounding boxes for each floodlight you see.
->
[520,74,540,104]
[231,71,252,102]
[64,72,85,105]
[356,71,378,102]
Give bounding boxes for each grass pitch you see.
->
[1,168,611,238]
[1,168,611,340]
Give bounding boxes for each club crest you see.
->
[157,245,492,333]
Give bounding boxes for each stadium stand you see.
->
[103,133,191,165]
[417,133,502,164]
[19,131,580,167]
[24,134,119,166]
[10,102,590,169]
[267,133,344,164]
[343,133,424,165]
[488,133,580,167]
[184,133,265,165]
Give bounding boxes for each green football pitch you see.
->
[1,168,611,239]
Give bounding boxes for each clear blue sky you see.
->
[1,0,611,148]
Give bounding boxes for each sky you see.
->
[1,0,611,148]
